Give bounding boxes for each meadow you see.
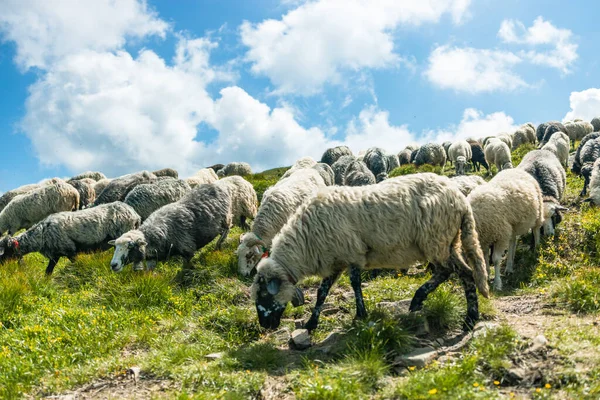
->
[1,147,600,399]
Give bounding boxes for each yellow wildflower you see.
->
[428,388,437,395]
[536,388,542,393]
[409,366,416,371]
[494,381,500,386]
[545,383,551,389]
[473,382,479,387]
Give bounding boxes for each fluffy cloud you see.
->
[345,107,416,153]
[0,0,168,70]
[424,46,527,93]
[563,88,600,122]
[498,17,577,73]
[425,108,518,143]
[241,0,471,95]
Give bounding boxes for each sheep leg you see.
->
[505,235,517,274]
[533,226,541,249]
[45,259,58,276]
[457,266,479,331]
[215,227,230,250]
[491,248,504,291]
[350,265,367,320]
[409,267,452,312]
[240,216,250,231]
[304,271,341,332]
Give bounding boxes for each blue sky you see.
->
[1,0,599,192]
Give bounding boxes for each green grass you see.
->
[2,157,600,398]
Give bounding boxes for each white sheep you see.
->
[586,159,600,205]
[214,176,258,230]
[484,139,513,173]
[236,168,326,276]
[564,121,594,148]
[497,133,513,150]
[93,179,112,197]
[448,140,473,175]
[450,175,486,196]
[186,168,219,188]
[251,173,489,331]
[541,132,569,168]
[0,180,80,235]
[280,157,317,180]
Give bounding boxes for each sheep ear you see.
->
[555,205,569,211]
[108,240,116,246]
[291,287,304,307]
[136,239,147,247]
[0,247,4,256]
[267,278,281,295]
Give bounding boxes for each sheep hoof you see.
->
[303,319,318,332]
[462,319,476,332]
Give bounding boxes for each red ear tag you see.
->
[261,250,269,259]
[13,240,19,250]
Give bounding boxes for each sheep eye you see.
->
[128,242,135,249]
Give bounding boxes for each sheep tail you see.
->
[460,210,490,298]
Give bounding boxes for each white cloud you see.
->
[424,45,527,93]
[240,0,471,95]
[425,108,518,143]
[0,0,168,70]
[498,17,577,73]
[345,107,416,153]
[564,88,600,122]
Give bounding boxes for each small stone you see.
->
[321,307,341,316]
[506,367,527,383]
[290,329,311,350]
[127,366,141,383]
[205,352,224,360]
[473,322,500,338]
[395,346,437,368]
[271,328,291,345]
[533,334,548,346]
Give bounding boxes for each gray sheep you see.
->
[564,121,594,148]
[217,162,252,177]
[320,146,353,166]
[124,178,191,221]
[591,117,600,132]
[214,176,258,230]
[398,148,412,165]
[539,122,567,147]
[70,171,107,181]
[93,179,112,197]
[67,178,97,209]
[93,171,157,206]
[575,136,600,196]
[344,160,376,186]
[0,202,141,275]
[331,155,356,185]
[585,159,600,205]
[414,143,446,168]
[536,121,565,143]
[363,147,389,182]
[0,178,62,213]
[386,154,400,173]
[152,168,179,179]
[312,163,335,186]
[110,184,232,271]
[448,141,472,176]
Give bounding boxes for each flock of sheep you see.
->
[1,116,600,334]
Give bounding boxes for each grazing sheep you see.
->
[320,146,353,166]
[517,150,568,235]
[386,154,400,173]
[124,179,191,221]
[214,176,258,230]
[67,178,96,209]
[572,132,600,175]
[152,168,178,179]
[0,180,80,235]
[467,169,546,290]
[451,175,486,196]
[497,133,513,150]
[442,141,453,165]
[468,140,489,172]
[523,123,537,143]
[512,124,536,149]
[93,171,157,206]
[363,147,389,182]
[186,168,219,188]
[541,132,570,168]
[331,155,356,185]
[236,168,326,276]
[344,160,376,186]
[217,162,252,178]
[0,181,53,213]
[448,141,472,175]
[574,136,600,195]
[0,202,141,275]
[539,122,567,147]
[591,117,600,132]
[251,173,489,331]
[585,159,600,205]
[70,171,107,182]
[398,148,412,165]
[93,179,112,197]
[564,121,594,148]
[110,184,232,272]
[414,143,446,168]
[484,139,513,173]
[536,121,564,143]
[280,157,317,180]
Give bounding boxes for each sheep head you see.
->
[109,230,147,272]
[541,198,568,236]
[236,232,267,276]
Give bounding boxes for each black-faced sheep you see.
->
[110,184,232,272]
[251,173,489,331]
[0,202,140,275]
[320,146,353,166]
[124,178,191,221]
[468,140,489,172]
[93,171,157,206]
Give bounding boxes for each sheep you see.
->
[344,160,376,186]
[93,179,112,197]
[409,148,419,163]
[124,179,191,221]
[0,178,64,213]
[0,180,80,235]
[523,123,537,143]
[186,168,219,188]
[320,146,353,166]
[585,159,600,205]
[280,157,317,180]
[413,143,446,168]
[564,121,594,148]
[251,173,489,331]
[207,164,225,174]
[448,140,472,175]
[0,202,141,275]
[484,139,512,173]
[214,176,258,230]
[152,168,179,179]
[517,150,568,235]
[539,122,567,147]
[312,163,335,186]
[236,168,327,276]
[363,147,389,182]
[442,141,453,165]
[512,124,536,149]
[217,162,253,178]
[541,132,570,168]
[468,140,489,172]
[592,117,600,132]
[574,136,600,195]
[536,121,564,143]
[386,154,400,173]
[450,175,486,196]
[398,148,412,165]
[93,171,157,206]
[70,171,107,181]
[467,169,547,291]
[331,155,356,185]
[497,133,513,150]
[110,183,232,272]
[67,178,96,209]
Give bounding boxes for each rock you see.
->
[377,299,411,314]
[290,329,311,350]
[271,327,291,344]
[435,338,445,346]
[321,307,341,316]
[205,352,224,361]
[473,322,500,338]
[395,346,438,368]
[127,366,141,383]
[315,330,342,353]
[506,367,527,383]
[533,334,548,346]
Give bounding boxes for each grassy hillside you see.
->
[1,152,600,399]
